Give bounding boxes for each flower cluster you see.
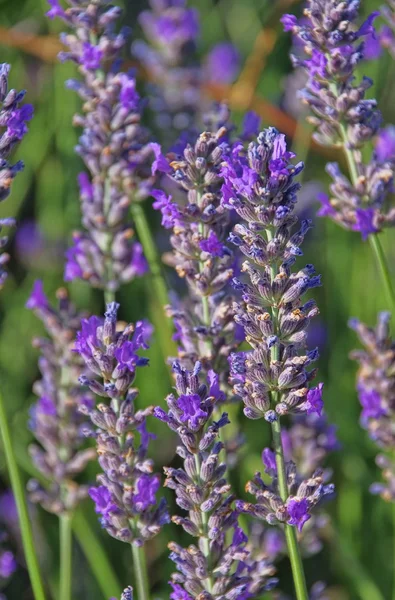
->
[0,62,33,288]
[48,0,152,290]
[76,302,168,545]
[132,0,201,140]
[225,128,323,421]
[152,115,239,381]
[282,1,395,239]
[350,312,395,502]
[26,281,96,514]
[155,362,277,598]
[111,586,133,600]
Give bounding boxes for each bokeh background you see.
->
[0,0,394,598]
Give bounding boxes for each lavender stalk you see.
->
[0,63,46,600]
[224,128,334,599]
[282,2,395,307]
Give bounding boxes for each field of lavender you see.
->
[0,0,394,599]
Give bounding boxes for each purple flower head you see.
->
[206,42,240,84]
[130,243,148,276]
[150,143,172,175]
[232,526,248,547]
[199,230,226,257]
[263,529,285,559]
[262,448,277,475]
[357,385,386,423]
[303,383,324,416]
[0,551,16,579]
[317,192,336,217]
[364,32,383,60]
[352,208,378,241]
[0,491,17,523]
[281,14,297,32]
[228,351,247,383]
[152,189,182,228]
[137,421,156,452]
[37,396,57,418]
[357,12,380,38]
[6,103,34,140]
[119,73,140,111]
[241,111,261,140]
[78,172,93,201]
[177,393,208,429]
[286,497,310,532]
[64,236,84,281]
[207,370,225,402]
[26,280,48,311]
[170,582,193,600]
[46,0,66,20]
[114,341,149,372]
[133,474,160,511]
[80,43,102,70]
[74,315,102,359]
[89,485,117,520]
[376,126,395,162]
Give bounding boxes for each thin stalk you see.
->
[194,453,214,593]
[337,122,395,310]
[0,391,47,600]
[271,418,309,600]
[131,543,150,600]
[59,513,73,600]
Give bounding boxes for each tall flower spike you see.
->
[132,0,201,142]
[48,0,152,293]
[75,302,168,545]
[223,128,334,597]
[26,281,96,514]
[152,112,239,382]
[154,362,277,598]
[282,2,395,239]
[350,312,395,502]
[0,63,33,288]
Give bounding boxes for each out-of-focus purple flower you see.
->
[352,208,378,241]
[317,192,336,218]
[25,280,48,311]
[205,42,240,84]
[80,43,103,70]
[358,386,386,422]
[0,492,17,523]
[280,14,297,32]
[241,111,261,140]
[46,0,66,19]
[170,582,193,600]
[364,32,383,60]
[376,126,395,162]
[0,551,16,579]
[286,497,310,532]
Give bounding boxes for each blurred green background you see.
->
[0,0,394,598]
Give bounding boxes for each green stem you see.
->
[72,509,122,598]
[0,391,47,600]
[271,418,309,600]
[131,543,150,600]
[104,287,116,305]
[194,453,214,593]
[59,513,73,600]
[368,234,395,309]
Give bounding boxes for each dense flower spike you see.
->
[152,113,239,381]
[132,0,201,140]
[350,313,395,502]
[155,362,277,598]
[48,0,152,290]
[76,302,168,545]
[0,63,33,288]
[26,281,96,514]
[282,2,395,238]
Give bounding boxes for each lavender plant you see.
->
[222,128,334,599]
[350,312,395,502]
[75,302,168,599]
[155,361,277,598]
[282,1,395,306]
[0,63,47,600]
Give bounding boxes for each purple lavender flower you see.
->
[376,125,395,161]
[283,2,395,239]
[205,42,241,84]
[78,303,168,545]
[0,63,33,287]
[155,362,277,597]
[286,497,310,532]
[0,551,16,579]
[350,312,395,501]
[26,282,96,514]
[49,1,152,291]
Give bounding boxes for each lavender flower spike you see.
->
[282,2,395,239]
[48,0,152,293]
[350,313,395,502]
[155,362,277,598]
[26,281,96,514]
[0,63,33,288]
[76,302,168,545]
